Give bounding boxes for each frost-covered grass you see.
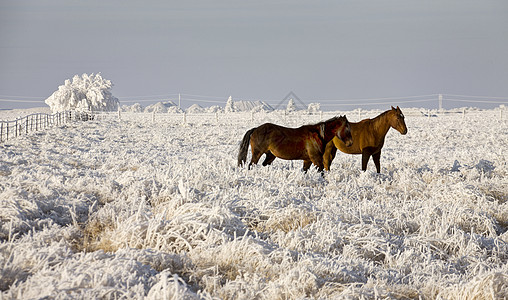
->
[1,108,507,299]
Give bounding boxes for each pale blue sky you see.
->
[1,0,508,110]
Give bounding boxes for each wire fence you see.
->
[2,93,507,111]
[115,93,508,110]
[1,106,506,143]
[0,111,94,143]
[95,106,507,127]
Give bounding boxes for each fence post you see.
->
[438,94,443,111]
[118,109,121,120]
[26,117,28,134]
[462,108,466,121]
[182,112,187,125]
[1,122,3,142]
[15,119,18,137]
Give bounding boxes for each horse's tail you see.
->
[238,128,256,166]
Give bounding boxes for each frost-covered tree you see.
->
[286,98,296,112]
[307,103,321,113]
[45,73,120,113]
[225,96,235,113]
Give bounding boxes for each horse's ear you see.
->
[391,106,395,110]
[396,106,400,111]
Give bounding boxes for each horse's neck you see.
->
[371,114,391,138]
[319,123,335,142]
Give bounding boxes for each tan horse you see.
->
[238,116,353,172]
[323,106,407,173]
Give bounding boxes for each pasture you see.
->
[1,108,507,299]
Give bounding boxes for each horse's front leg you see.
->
[372,150,381,173]
[361,147,376,171]
[323,140,337,171]
[302,160,312,172]
[309,154,325,174]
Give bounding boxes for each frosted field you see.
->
[1,108,507,299]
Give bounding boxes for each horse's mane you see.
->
[297,116,346,131]
[379,109,393,117]
[315,116,344,126]
[367,109,394,121]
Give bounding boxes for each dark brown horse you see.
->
[238,116,353,172]
[323,106,407,173]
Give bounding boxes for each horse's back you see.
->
[251,122,318,160]
[253,123,305,139]
[251,123,290,148]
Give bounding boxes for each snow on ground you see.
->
[0,108,507,299]
[0,107,51,120]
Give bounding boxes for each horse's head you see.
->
[390,106,408,135]
[335,115,353,147]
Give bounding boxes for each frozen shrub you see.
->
[45,73,119,113]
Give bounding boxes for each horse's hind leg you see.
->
[249,148,264,169]
[262,151,276,166]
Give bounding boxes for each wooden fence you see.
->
[0,111,94,143]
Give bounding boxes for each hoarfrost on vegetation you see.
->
[45,73,119,113]
[0,108,507,299]
[307,102,321,113]
[225,96,235,113]
[286,98,296,112]
[121,97,274,114]
[143,101,180,113]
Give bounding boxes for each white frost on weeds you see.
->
[45,73,119,113]
[0,109,507,299]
